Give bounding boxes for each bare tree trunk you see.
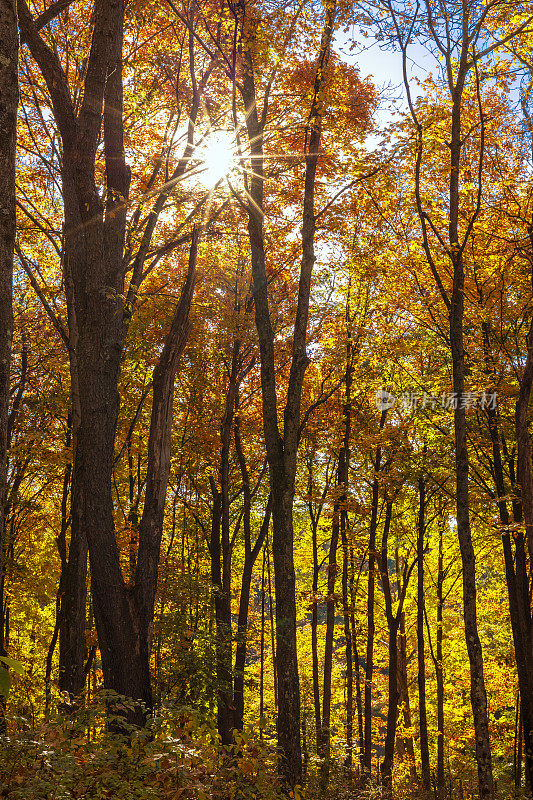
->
[446,49,494,800]
[394,9,498,794]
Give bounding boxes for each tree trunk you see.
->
[321,481,340,785]
[47,417,72,715]
[379,499,412,798]
[19,0,203,718]
[340,318,354,770]
[397,609,417,783]
[233,408,272,731]
[448,74,494,797]
[0,0,17,733]
[483,358,533,789]
[363,407,387,777]
[210,479,233,745]
[436,513,446,800]
[259,545,266,738]
[311,509,322,755]
[417,474,431,791]
[209,339,240,745]
[239,0,337,783]
[379,501,396,796]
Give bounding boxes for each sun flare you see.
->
[197,130,237,189]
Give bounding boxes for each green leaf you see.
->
[0,657,25,676]
[0,666,11,699]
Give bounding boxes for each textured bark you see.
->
[436,513,445,800]
[0,0,17,730]
[417,474,431,791]
[209,478,232,745]
[239,0,337,784]
[396,6,502,794]
[450,248,494,800]
[363,408,387,777]
[339,327,354,770]
[19,0,128,702]
[311,506,322,755]
[19,0,199,714]
[397,609,417,783]
[307,458,330,756]
[209,339,239,744]
[233,397,272,731]
[321,479,339,785]
[379,500,414,796]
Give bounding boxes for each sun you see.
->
[197,130,237,189]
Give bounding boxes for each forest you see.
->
[1,0,533,798]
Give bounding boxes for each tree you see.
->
[0,0,18,728]
[370,2,533,794]
[236,0,339,785]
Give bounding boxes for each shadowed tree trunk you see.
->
[232,417,272,732]
[478,318,533,790]
[387,3,529,792]
[19,0,203,715]
[209,340,240,745]
[238,0,337,784]
[436,510,446,800]
[397,607,417,783]
[306,454,331,757]
[233,388,272,731]
[321,472,340,786]
[0,0,18,731]
[417,473,431,791]
[363,407,387,778]
[379,500,415,797]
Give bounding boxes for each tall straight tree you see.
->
[377,1,532,795]
[0,0,18,670]
[235,0,338,785]
[18,0,205,716]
